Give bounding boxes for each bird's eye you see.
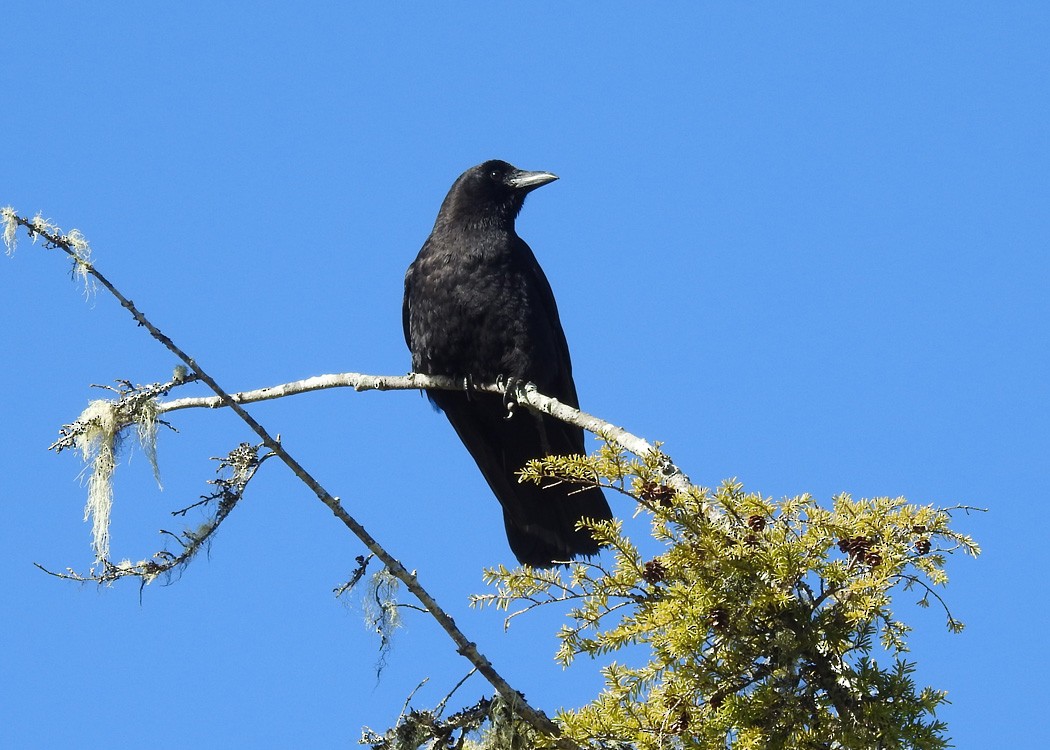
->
[488,169,501,181]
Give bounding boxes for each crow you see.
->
[403,160,613,567]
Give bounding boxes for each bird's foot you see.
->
[462,374,476,401]
[499,376,523,419]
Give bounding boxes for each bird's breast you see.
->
[408,250,547,382]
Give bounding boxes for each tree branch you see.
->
[180,375,693,488]
[35,441,270,586]
[5,212,567,742]
[91,371,693,495]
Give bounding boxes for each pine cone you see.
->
[837,535,872,561]
[640,480,676,507]
[642,559,668,584]
[670,710,690,732]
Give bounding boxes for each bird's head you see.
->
[437,160,559,230]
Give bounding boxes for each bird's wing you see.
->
[519,241,581,409]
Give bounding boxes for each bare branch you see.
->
[7,211,565,741]
[156,372,691,494]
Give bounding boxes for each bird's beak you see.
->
[506,169,559,192]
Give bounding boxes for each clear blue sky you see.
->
[2,4,1047,748]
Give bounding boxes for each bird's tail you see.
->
[431,391,613,567]
[500,481,611,568]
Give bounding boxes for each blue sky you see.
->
[2,4,1047,747]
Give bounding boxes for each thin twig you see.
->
[436,668,479,717]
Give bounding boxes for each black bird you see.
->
[403,160,613,567]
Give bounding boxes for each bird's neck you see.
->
[437,211,517,241]
[436,194,524,235]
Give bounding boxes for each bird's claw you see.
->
[501,376,522,419]
[462,374,476,401]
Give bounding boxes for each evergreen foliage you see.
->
[470,446,979,749]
